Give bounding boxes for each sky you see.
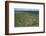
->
[14,8,39,12]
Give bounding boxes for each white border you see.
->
[9,3,44,33]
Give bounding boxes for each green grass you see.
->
[15,12,39,27]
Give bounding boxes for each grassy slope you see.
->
[15,12,39,27]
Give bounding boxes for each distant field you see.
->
[15,12,39,27]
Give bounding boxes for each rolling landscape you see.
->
[14,8,39,27]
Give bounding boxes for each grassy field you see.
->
[15,12,39,27]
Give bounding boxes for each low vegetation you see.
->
[15,12,39,27]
